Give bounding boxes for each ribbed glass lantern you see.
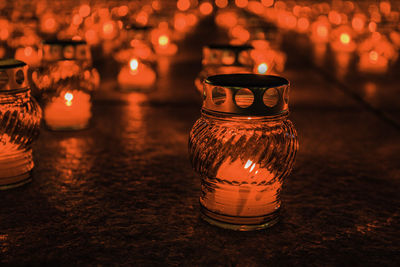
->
[189,74,298,231]
[0,59,41,189]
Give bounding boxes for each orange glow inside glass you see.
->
[103,22,114,36]
[129,58,139,72]
[64,92,73,107]
[158,35,169,47]
[369,51,379,63]
[340,33,351,45]
[257,63,268,74]
[199,2,213,16]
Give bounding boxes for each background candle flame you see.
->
[65,92,74,106]
[158,35,169,47]
[129,58,139,71]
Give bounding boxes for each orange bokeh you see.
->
[199,2,213,16]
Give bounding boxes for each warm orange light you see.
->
[317,25,328,38]
[130,58,139,71]
[235,0,248,8]
[85,29,97,44]
[152,0,161,11]
[328,11,342,25]
[369,51,379,62]
[158,35,169,46]
[44,17,56,32]
[174,15,187,32]
[297,17,309,32]
[118,5,129,17]
[285,14,297,29]
[257,63,268,74]
[0,28,8,40]
[380,1,391,15]
[103,21,115,36]
[199,2,213,16]
[352,17,365,32]
[215,0,228,8]
[24,47,33,56]
[65,92,73,106]
[136,11,149,26]
[177,0,190,11]
[231,25,250,42]
[368,22,377,32]
[0,19,9,40]
[79,4,91,18]
[261,0,274,7]
[340,33,351,45]
[72,14,83,26]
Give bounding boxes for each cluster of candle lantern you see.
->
[243,0,400,76]
[2,0,398,231]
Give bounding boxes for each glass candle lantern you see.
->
[0,59,41,189]
[33,40,95,130]
[194,44,254,93]
[189,74,298,231]
[115,25,157,92]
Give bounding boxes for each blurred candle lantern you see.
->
[117,58,156,92]
[0,59,41,189]
[250,40,286,74]
[357,33,398,74]
[189,74,298,231]
[151,28,178,56]
[195,44,254,93]
[330,26,356,76]
[115,25,157,92]
[310,16,331,65]
[33,40,96,130]
[43,90,91,130]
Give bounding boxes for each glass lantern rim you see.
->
[205,74,289,89]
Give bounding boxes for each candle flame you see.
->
[129,58,139,71]
[65,92,73,106]
[369,51,379,62]
[257,63,268,74]
[158,35,169,46]
[340,33,351,44]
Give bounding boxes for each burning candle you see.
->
[155,34,178,55]
[189,74,298,231]
[117,58,156,91]
[0,59,41,189]
[44,90,91,130]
